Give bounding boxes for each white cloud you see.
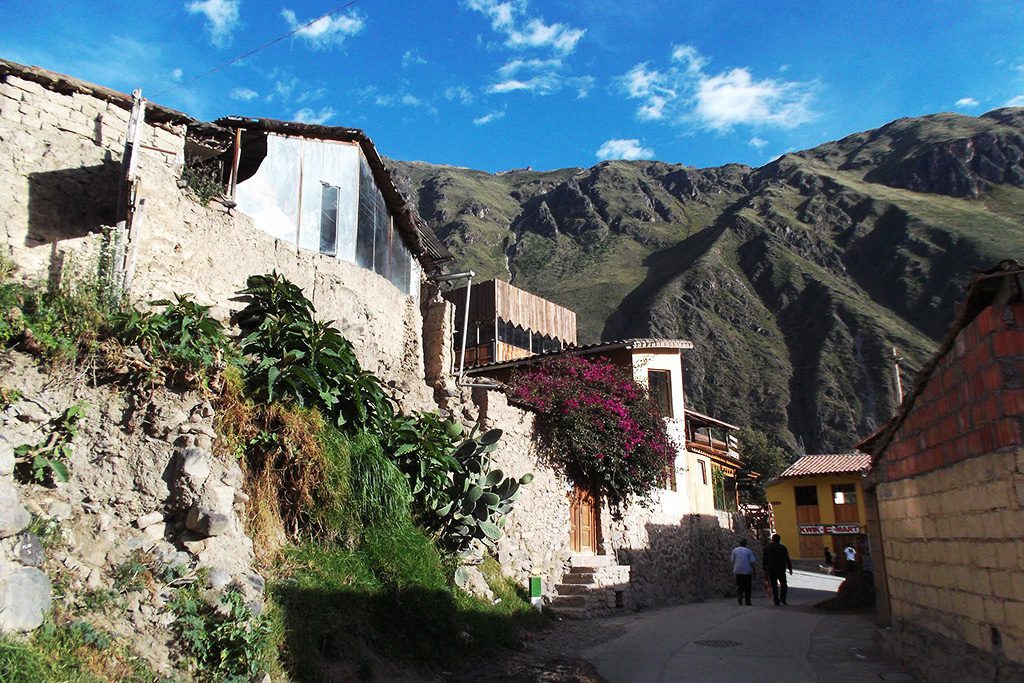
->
[281,8,365,49]
[445,86,474,105]
[497,57,562,77]
[402,49,427,68]
[230,87,259,101]
[1006,95,1024,107]
[293,107,336,124]
[465,0,585,54]
[170,67,184,82]
[955,97,980,108]
[488,57,592,97]
[473,110,505,125]
[595,138,655,161]
[749,136,768,149]
[186,0,240,47]
[618,44,816,131]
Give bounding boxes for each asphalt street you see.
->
[582,570,916,683]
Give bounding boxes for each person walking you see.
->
[844,542,857,570]
[763,533,793,605]
[731,537,756,606]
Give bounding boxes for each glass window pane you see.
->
[795,486,818,506]
[356,158,376,269]
[648,370,672,418]
[319,184,338,255]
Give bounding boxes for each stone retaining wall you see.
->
[0,71,435,412]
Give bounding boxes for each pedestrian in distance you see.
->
[731,537,756,606]
[821,546,834,574]
[844,542,857,569]
[763,533,793,605]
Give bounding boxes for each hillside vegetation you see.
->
[391,108,1024,452]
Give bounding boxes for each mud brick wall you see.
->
[873,303,1024,683]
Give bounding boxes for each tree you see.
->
[738,427,789,504]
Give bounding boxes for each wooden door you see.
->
[832,484,859,524]
[569,488,597,553]
[794,485,821,559]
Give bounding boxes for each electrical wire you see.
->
[153,0,361,98]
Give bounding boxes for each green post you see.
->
[529,575,542,611]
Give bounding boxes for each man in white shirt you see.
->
[731,537,756,606]
[844,543,857,569]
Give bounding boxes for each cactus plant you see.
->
[433,428,533,555]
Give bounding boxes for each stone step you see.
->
[551,605,589,620]
[561,572,596,584]
[549,594,587,608]
[555,583,592,596]
[570,554,615,568]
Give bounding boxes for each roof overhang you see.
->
[465,337,693,375]
[684,408,740,431]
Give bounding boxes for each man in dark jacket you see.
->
[763,533,794,605]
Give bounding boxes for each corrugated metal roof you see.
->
[778,453,871,478]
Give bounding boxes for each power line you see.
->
[153,1,361,98]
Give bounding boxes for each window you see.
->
[832,484,857,505]
[795,486,819,506]
[356,157,380,270]
[648,370,672,418]
[319,184,339,255]
[699,459,707,485]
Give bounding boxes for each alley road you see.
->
[582,570,916,683]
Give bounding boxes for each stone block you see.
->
[185,506,230,537]
[0,480,31,539]
[8,76,45,95]
[0,567,51,633]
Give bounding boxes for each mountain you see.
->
[390,109,1024,453]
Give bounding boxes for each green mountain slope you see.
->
[391,108,1024,452]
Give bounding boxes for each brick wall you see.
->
[873,302,1024,682]
[876,304,1024,482]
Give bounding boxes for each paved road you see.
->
[583,570,916,683]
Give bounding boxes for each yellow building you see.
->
[765,454,871,561]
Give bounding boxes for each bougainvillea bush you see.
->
[509,354,676,516]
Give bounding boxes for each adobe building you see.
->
[764,453,871,561]
[858,260,1024,683]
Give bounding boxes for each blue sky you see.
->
[4,1,1024,172]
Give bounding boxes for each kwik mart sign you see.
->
[798,523,861,535]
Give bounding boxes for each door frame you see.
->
[569,487,599,553]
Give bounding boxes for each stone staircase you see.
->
[549,554,632,619]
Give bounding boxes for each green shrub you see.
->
[236,272,395,434]
[113,294,234,383]
[172,587,273,682]
[14,404,85,484]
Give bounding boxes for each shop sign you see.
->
[798,523,860,535]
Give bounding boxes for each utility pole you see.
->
[892,346,903,404]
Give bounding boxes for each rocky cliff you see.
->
[391,108,1024,453]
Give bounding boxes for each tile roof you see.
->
[778,453,871,478]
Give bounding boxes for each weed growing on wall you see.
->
[14,403,86,484]
[510,354,675,516]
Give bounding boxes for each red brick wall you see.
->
[878,302,1024,482]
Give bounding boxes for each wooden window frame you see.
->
[647,369,673,418]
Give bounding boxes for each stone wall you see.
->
[607,505,757,608]
[871,302,1024,682]
[0,71,435,412]
[474,389,572,594]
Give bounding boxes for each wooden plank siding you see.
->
[445,279,578,367]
